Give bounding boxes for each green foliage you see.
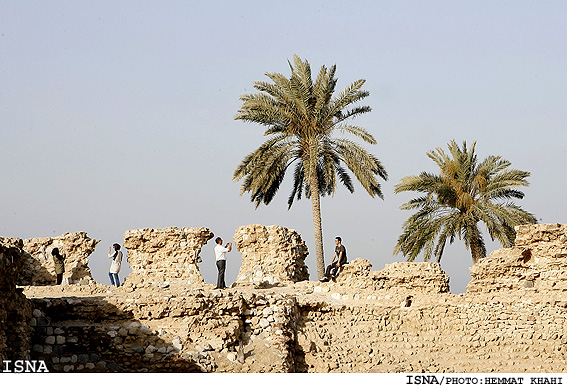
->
[233,55,388,209]
[394,140,537,263]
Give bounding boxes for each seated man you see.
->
[320,237,347,282]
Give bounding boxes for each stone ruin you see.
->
[468,223,567,293]
[122,227,214,289]
[334,258,450,294]
[4,223,567,373]
[20,232,99,286]
[233,224,309,286]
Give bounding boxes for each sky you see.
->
[1,1,566,294]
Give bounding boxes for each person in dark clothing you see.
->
[52,247,65,285]
[320,237,347,282]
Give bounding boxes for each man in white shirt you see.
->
[214,237,232,289]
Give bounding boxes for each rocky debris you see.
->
[234,224,309,286]
[122,227,214,288]
[19,232,100,286]
[468,224,567,293]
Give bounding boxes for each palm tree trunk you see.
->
[470,235,485,263]
[310,184,326,279]
[307,160,326,279]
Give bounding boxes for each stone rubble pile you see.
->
[234,224,309,286]
[122,227,214,289]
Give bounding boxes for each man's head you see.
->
[215,237,223,245]
[335,237,342,245]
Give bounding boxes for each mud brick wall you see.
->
[7,223,567,373]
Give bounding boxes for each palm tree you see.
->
[233,55,388,279]
[394,140,537,264]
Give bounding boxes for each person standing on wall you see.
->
[214,237,232,289]
[52,247,65,285]
[108,243,123,287]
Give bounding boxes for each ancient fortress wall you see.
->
[3,223,567,373]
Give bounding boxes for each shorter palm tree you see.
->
[394,140,537,263]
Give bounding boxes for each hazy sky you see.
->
[2,1,566,293]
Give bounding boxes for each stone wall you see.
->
[234,224,309,286]
[19,232,100,286]
[24,286,301,373]
[295,291,567,373]
[29,296,202,372]
[0,238,32,366]
[468,224,567,293]
[8,222,567,373]
[21,280,567,373]
[122,227,214,289]
[334,259,450,295]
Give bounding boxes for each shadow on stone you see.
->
[29,296,204,372]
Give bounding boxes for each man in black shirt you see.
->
[320,237,348,282]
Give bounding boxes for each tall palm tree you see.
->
[234,55,388,278]
[394,140,536,263]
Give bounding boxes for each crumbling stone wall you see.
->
[122,227,214,288]
[0,238,32,366]
[468,224,567,293]
[11,222,567,373]
[19,232,100,286]
[333,259,450,294]
[234,224,309,285]
[24,286,301,373]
